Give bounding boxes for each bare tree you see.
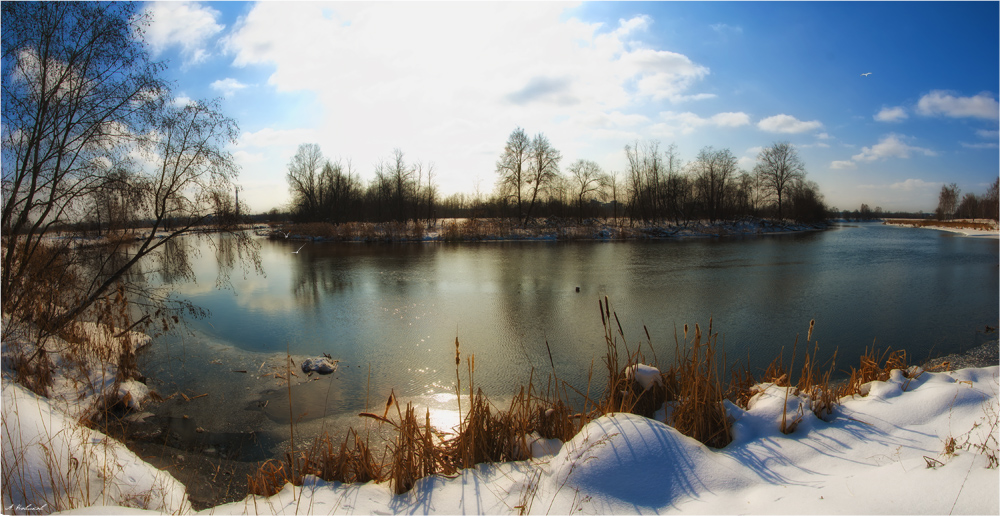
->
[936,183,960,220]
[286,143,326,220]
[568,159,604,222]
[495,127,531,221]
[692,146,738,222]
[606,170,621,225]
[755,142,806,219]
[985,178,999,221]
[523,132,562,225]
[1,3,259,346]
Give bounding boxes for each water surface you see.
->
[138,223,998,458]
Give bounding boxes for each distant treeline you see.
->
[934,180,999,221]
[284,133,828,226]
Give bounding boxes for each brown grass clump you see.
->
[667,320,732,448]
[840,345,908,397]
[598,297,730,448]
[387,403,450,494]
[247,459,291,497]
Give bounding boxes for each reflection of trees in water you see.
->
[159,236,194,285]
[71,234,257,334]
[292,256,353,305]
[289,244,433,304]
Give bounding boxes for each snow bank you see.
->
[12,348,997,514]
[1,382,190,514]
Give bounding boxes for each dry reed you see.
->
[244,306,924,498]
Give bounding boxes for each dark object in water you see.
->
[300,356,337,374]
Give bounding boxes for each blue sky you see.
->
[142,1,999,214]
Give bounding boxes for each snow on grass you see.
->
[1,321,152,421]
[2,382,190,514]
[625,364,663,392]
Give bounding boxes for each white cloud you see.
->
[239,127,321,149]
[710,23,743,35]
[222,3,719,199]
[757,114,823,134]
[710,112,752,127]
[874,106,907,122]
[916,90,999,120]
[211,78,248,98]
[233,150,265,164]
[851,133,937,163]
[976,129,999,139]
[172,96,194,108]
[889,179,939,191]
[144,2,224,67]
[624,48,713,102]
[859,179,940,191]
[960,141,999,149]
[659,111,750,134]
[816,132,832,140]
[830,160,856,170]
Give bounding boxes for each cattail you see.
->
[383,390,395,419]
[807,319,815,342]
[455,337,460,366]
[683,324,689,340]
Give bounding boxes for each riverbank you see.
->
[264,217,830,243]
[3,315,998,514]
[884,218,999,238]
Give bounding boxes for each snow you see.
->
[1,320,153,421]
[4,317,997,514]
[625,363,663,391]
[884,219,1000,238]
[2,382,190,514]
[18,365,993,515]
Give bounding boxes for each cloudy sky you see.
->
[143,1,999,214]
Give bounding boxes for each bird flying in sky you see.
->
[861,72,872,77]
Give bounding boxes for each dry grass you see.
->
[839,345,908,397]
[277,221,430,242]
[667,320,732,448]
[243,305,926,498]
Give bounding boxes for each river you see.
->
[131,222,997,470]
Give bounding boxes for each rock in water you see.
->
[301,357,338,374]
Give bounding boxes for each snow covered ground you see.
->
[921,225,999,238]
[3,341,997,514]
[883,219,1000,238]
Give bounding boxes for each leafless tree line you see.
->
[288,127,826,227]
[491,128,825,225]
[937,179,1000,221]
[286,144,437,224]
